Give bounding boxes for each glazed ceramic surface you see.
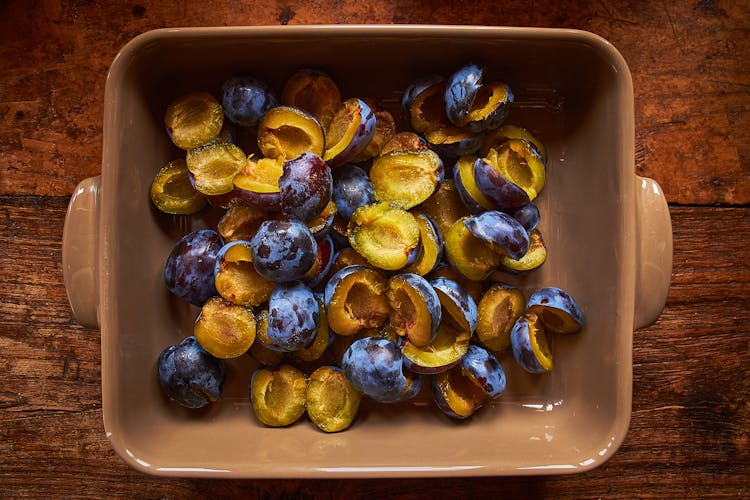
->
[62,25,672,477]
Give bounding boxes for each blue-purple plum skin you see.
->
[509,203,540,233]
[266,281,320,351]
[444,63,484,126]
[472,157,530,210]
[332,164,375,220]
[401,74,445,121]
[510,315,549,374]
[464,210,530,260]
[250,219,318,283]
[429,276,478,333]
[157,336,225,409]
[341,337,422,403]
[279,152,332,222]
[221,75,278,127]
[164,229,223,306]
[527,287,583,334]
[392,273,442,343]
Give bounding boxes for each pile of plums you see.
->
[153,64,583,431]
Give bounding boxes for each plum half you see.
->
[370,149,444,209]
[324,265,390,336]
[194,296,256,359]
[250,364,308,427]
[526,287,583,334]
[387,273,442,347]
[347,202,421,271]
[306,365,361,433]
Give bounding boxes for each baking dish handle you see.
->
[62,176,101,329]
[633,175,673,329]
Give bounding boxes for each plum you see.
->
[250,219,318,283]
[401,73,444,122]
[323,98,376,167]
[402,212,444,276]
[332,164,375,221]
[164,92,224,150]
[464,210,530,260]
[257,106,325,161]
[164,229,223,306]
[279,152,332,222]
[250,364,308,427]
[401,322,470,374]
[233,156,284,212]
[150,158,207,215]
[306,365,361,433]
[387,273,442,347]
[443,63,484,126]
[324,265,390,336]
[480,124,548,163]
[380,131,430,155]
[157,336,225,409]
[214,240,275,307]
[221,75,278,127]
[508,202,540,233]
[351,102,397,162]
[217,202,266,243]
[510,312,553,373]
[526,287,583,334]
[452,155,496,214]
[497,228,547,273]
[370,149,444,209]
[266,281,320,352]
[429,276,478,334]
[444,63,513,133]
[194,296,256,359]
[341,336,423,404]
[476,283,526,352]
[281,69,342,129]
[302,233,336,289]
[473,140,545,207]
[185,141,247,196]
[444,216,502,281]
[432,344,506,419]
[347,202,421,271]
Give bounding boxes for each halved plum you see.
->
[443,63,484,127]
[221,75,278,127]
[247,315,286,365]
[150,158,207,215]
[444,216,502,281]
[464,210,530,260]
[445,63,513,133]
[370,149,443,209]
[323,98,376,167]
[402,213,444,276]
[306,365,361,433]
[473,140,545,208]
[480,124,548,163]
[401,73,444,122]
[279,152,332,222]
[508,202,541,233]
[387,273,442,347]
[194,296,256,359]
[497,228,547,273]
[427,263,485,304]
[250,364,308,427]
[452,155,497,213]
[324,265,390,336]
[329,247,373,276]
[352,103,396,162]
[423,126,483,161]
[526,287,583,334]
[257,105,325,162]
[429,276,478,334]
[214,240,275,307]
[401,321,470,374]
[164,92,224,150]
[281,69,342,130]
[432,344,506,419]
[348,202,421,271]
[233,156,283,211]
[217,202,266,242]
[292,298,331,362]
[510,312,553,373]
[380,131,430,155]
[185,141,247,196]
[476,283,526,352]
[416,179,470,238]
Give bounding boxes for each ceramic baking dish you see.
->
[62,25,672,478]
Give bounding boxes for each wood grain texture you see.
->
[1,199,748,498]
[1,0,749,497]
[0,0,748,204]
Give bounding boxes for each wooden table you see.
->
[1,1,748,497]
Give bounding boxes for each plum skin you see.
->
[526,287,583,333]
[341,337,422,403]
[164,229,223,306]
[266,281,320,352]
[250,219,318,283]
[221,75,278,126]
[157,336,225,409]
[279,152,333,222]
[464,210,530,260]
[332,164,375,220]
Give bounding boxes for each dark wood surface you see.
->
[1,1,748,497]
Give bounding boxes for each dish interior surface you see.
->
[100,26,635,477]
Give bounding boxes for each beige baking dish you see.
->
[62,25,672,478]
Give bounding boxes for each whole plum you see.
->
[221,75,278,126]
[332,164,375,221]
[164,229,223,306]
[279,152,333,222]
[266,281,320,351]
[341,336,423,404]
[250,219,318,283]
[157,336,225,409]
